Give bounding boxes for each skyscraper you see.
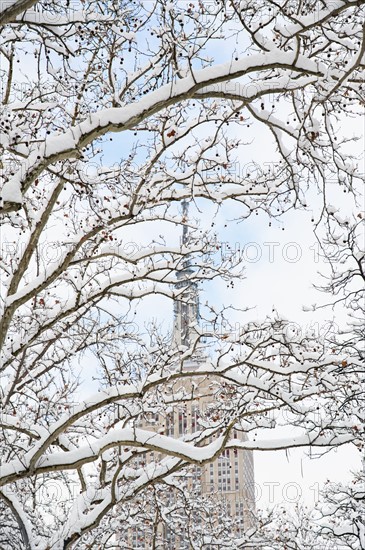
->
[121,203,255,547]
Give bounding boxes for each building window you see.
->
[191,405,200,431]
[178,409,187,435]
[166,411,174,436]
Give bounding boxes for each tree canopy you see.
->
[0,0,364,548]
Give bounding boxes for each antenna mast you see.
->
[172,201,200,350]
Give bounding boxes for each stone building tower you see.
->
[123,202,255,548]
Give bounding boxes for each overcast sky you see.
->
[72,9,364,511]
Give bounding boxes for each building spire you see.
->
[172,201,200,350]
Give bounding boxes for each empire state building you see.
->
[123,202,255,548]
